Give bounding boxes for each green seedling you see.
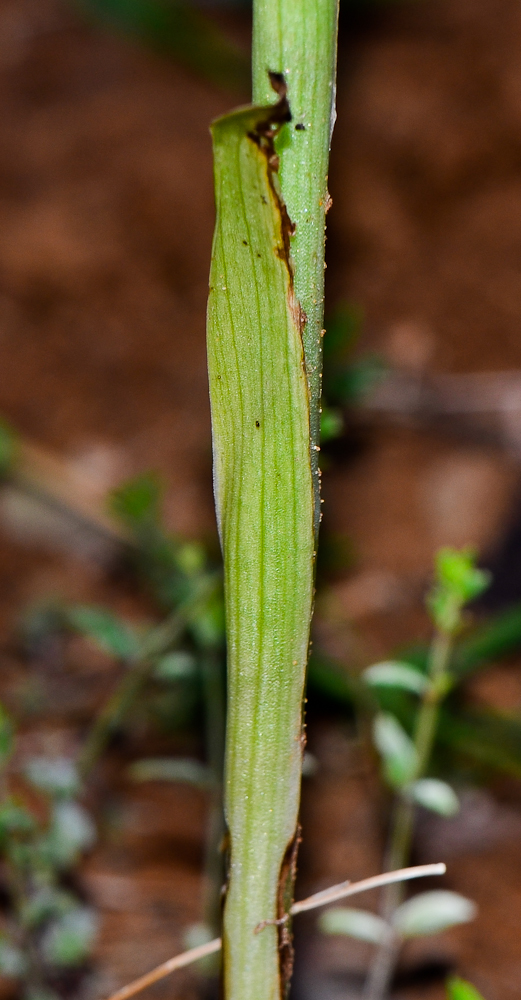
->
[321,547,490,999]
[0,707,96,1000]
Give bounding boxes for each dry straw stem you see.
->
[103,864,446,1000]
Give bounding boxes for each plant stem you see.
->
[252,0,339,539]
[208,5,338,999]
[364,630,454,1000]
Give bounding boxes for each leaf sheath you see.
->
[207,96,315,1000]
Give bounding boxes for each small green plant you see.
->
[0,707,96,1000]
[23,473,227,941]
[320,547,490,999]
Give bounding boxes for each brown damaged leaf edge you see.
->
[276,825,302,993]
[247,72,308,346]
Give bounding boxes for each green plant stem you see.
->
[210,5,338,1000]
[365,631,454,1000]
[78,575,218,778]
[252,0,339,539]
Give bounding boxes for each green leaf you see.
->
[453,602,521,678]
[363,662,428,695]
[128,757,214,789]
[427,547,490,634]
[24,757,80,798]
[319,907,390,944]
[438,707,521,780]
[153,651,197,682]
[395,602,521,684]
[407,778,459,816]
[435,548,490,604]
[41,907,97,967]
[109,473,162,529]
[189,592,225,649]
[447,976,486,1000]
[66,605,140,660]
[392,891,477,938]
[320,406,344,443]
[373,713,418,788]
[47,801,96,867]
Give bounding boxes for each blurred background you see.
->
[0,1,521,999]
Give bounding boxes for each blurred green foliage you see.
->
[73,0,250,92]
[319,303,389,444]
[447,978,486,1000]
[0,709,96,1000]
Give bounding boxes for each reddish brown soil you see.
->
[0,0,521,998]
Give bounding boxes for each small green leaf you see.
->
[392,891,477,938]
[447,976,486,1000]
[41,907,97,967]
[320,406,344,443]
[47,801,96,867]
[408,779,459,816]
[363,662,428,695]
[67,606,140,660]
[319,907,390,944]
[175,542,206,576]
[109,473,162,528]
[189,593,225,649]
[128,757,214,789]
[436,548,490,603]
[372,713,418,788]
[153,651,197,682]
[427,547,490,634]
[454,602,521,679]
[24,757,80,798]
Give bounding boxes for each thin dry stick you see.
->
[103,863,446,1000]
[290,862,446,916]
[103,939,223,1000]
